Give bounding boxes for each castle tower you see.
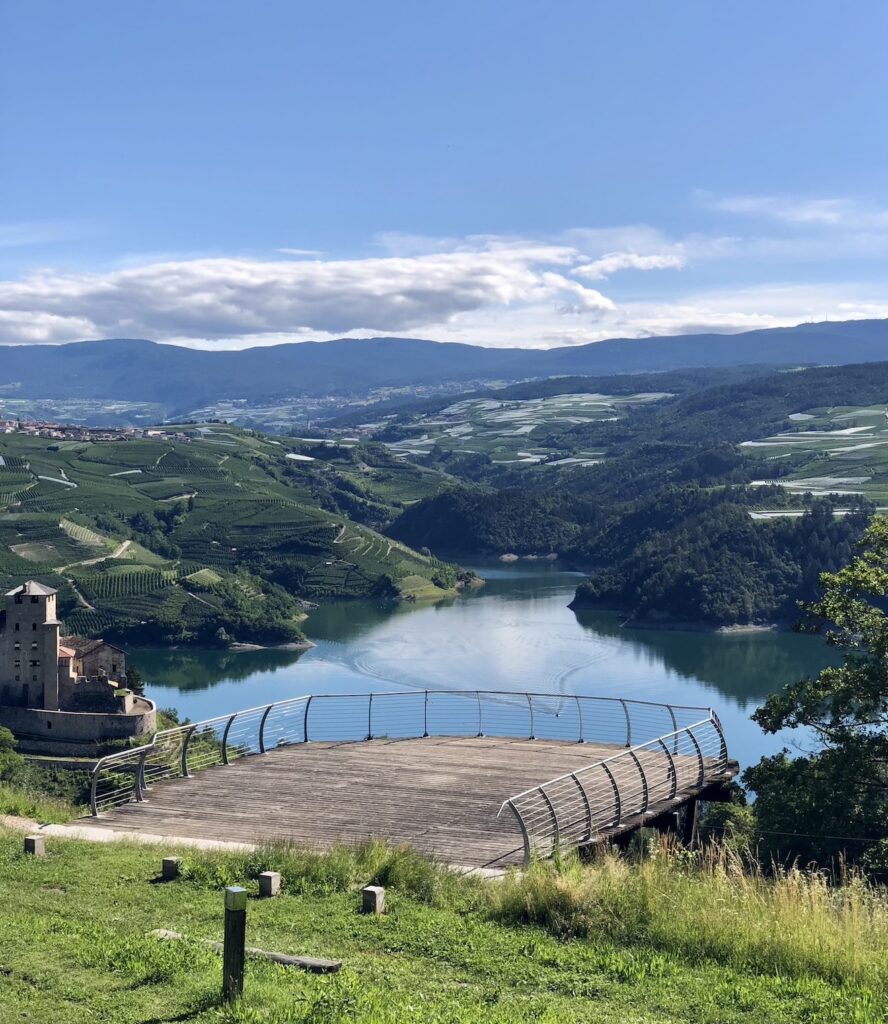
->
[0,581,61,711]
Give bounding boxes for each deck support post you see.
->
[682,799,698,847]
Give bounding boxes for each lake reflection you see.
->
[135,561,836,768]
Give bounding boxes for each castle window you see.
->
[32,674,37,681]
[13,642,19,651]
[29,659,39,667]
[31,642,37,650]
[30,596,38,604]
[32,623,37,631]
[14,660,20,668]
[14,674,19,682]
[14,595,22,604]
[14,623,19,632]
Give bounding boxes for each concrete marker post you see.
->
[258,871,280,898]
[223,886,247,1002]
[361,885,385,914]
[162,856,181,881]
[24,835,45,857]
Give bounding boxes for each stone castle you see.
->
[0,581,156,754]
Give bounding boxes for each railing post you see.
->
[367,693,373,741]
[657,737,678,799]
[710,711,728,765]
[135,748,148,802]
[601,762,621,825]
[303,695,312,743]
[258,704,274,754]
[221,713,237,765]
[423,690,429,737]
[476,690,483,737]
[527,693,535,740]
[538,785,560,855]
[686,726,705,787]
[89,765,100,815]
[668,704,678,755]
[620,699,631,746]
[575,695,585,743]
[181,725,197,777]
[629,750,649,813]
[500,799,532,868]
[570,772,592,841]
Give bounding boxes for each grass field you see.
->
[0,828,884,1023]
[742,404,888,513]
[384,392,667,468]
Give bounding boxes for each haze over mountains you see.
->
[1,318,887,415]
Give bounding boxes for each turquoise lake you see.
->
[134,561,836,770]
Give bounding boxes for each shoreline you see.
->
[227,639,316,652]
[569,600,786,634]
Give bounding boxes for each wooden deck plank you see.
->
[87,736,734,867]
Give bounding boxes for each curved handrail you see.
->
[497,714,730,865]
[88,689,718,815]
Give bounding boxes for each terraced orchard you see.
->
[0,427,467,646]
[742,403,888,514]
[383,391,670,467]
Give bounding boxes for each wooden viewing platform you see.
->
[85,691,738,868]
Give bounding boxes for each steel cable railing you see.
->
[88,689,722,816]
[498,713,729,865]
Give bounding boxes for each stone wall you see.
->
[0,697,157,756]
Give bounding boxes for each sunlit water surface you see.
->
[135,561,837,769]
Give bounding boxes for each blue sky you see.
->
[2,1,888,348]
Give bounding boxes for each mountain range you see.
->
[1,318,887,415]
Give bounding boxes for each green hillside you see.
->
[0,427,464,646]
[0,829,884,1024]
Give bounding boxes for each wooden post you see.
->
[24,835,45,857]
[682,798,698,847]
[222,886,247,1002]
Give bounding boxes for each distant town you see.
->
[0,419,193,444]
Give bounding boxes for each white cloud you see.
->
[574,251,685,280]
[702,192,888,230]
[0,241,624,345]
[0,221,83,249]
[2,206,888,349]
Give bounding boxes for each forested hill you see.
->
[387,360,888,628]
[2,317,888,412]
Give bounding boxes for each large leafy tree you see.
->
[744,516,888,866]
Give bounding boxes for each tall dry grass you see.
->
[490,839,888,989]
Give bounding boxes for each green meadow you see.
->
[0,828,885,1023]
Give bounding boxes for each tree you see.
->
[744,516,888,867]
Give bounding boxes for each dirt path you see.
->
[56,538,131,572]
[67,577,94,610]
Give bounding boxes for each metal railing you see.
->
[88,689,721,816]
[499,712,729,865]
